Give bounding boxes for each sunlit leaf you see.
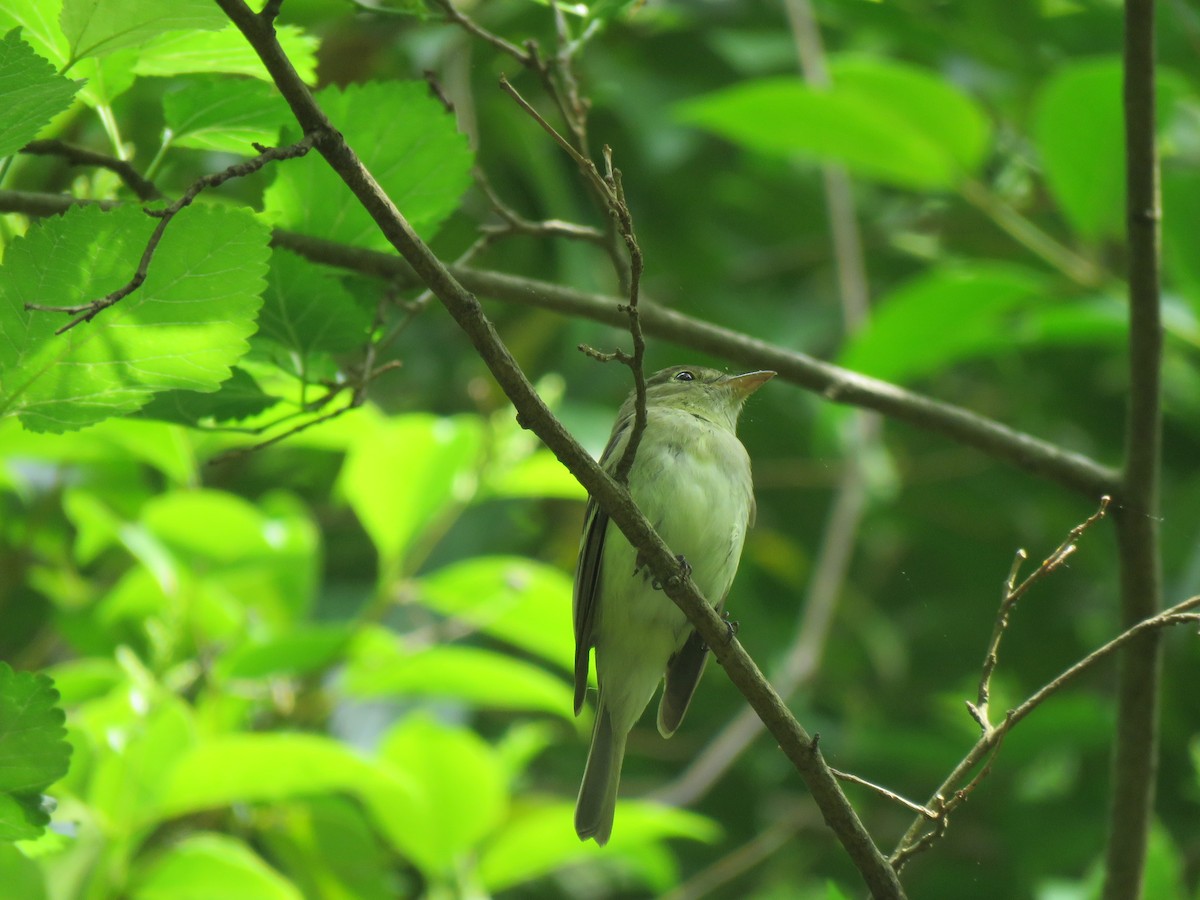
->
[0,205,269,432]
[131,833,302,900]
[59,0,226,64]
[478,801,718,892]
[157,733,402,819]
[417,556,574,671]
[371,715,507,876]
[343,632,573,718]
[218,626,353,680]
[0,844,45,898]
[263,81,472,249]
[134,24,318,84]
[0,29,81,158]
[0,664,70,841]
[163,77,292,154]
[339,412,483,576]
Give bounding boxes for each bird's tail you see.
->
[574,702,627,845]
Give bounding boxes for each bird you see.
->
[573,364,773,845]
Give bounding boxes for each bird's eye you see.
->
[674,370,695,382]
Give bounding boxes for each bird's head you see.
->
[624,365,775,433]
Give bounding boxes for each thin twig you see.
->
[430,0,533,65]
[959,179,1107,288]
[21,140,161,201]
[497,75,648,484]
[891,593,1200,871]
[474,167,608,247]
[24,137,315,334]
[971,497,1111,730]
[829,768,938,819]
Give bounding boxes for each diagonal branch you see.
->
[214,2,906,894]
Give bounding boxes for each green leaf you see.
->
[137,368,280,426]
[0,415,197,485]
[0,2,68,70]
[59,0,226,65]
[1163,171,1200,313]
[157,734,391,819]
[0,204,270,433]
[43,657,123,706]
[132,834,302,900]
[217,626,353,680]
[0,664,70,842]
[417,557,574,672]
[372,715,507,876]
[255,250,373,379]
[82,685,195,834]
[343,633,574,719]
[163,77,292,154]
[676,56,990,190]
[256,798,394,900]
[0,29,82,158]
[134,24,318,84]
[482,449,586,500]
[339,412,482,575]
[839,263,1049,382]
[0,844,45,898]
[0,664,71,794]
[263,81,473,249]
[1141,822,1187,900]
[1033,58,1187,241]
[478,801,718,892]
[136,488,319,626]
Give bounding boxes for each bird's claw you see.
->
[701,611,739,652]
[651,554,691,591]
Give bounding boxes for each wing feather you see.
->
[572,416,631,715]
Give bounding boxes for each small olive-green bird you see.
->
[573,364,774,844]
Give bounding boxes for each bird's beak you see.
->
[725,370,775,399]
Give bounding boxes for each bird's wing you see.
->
[572,496,607,715]
[572,417,631,715]
[657,598,724,737]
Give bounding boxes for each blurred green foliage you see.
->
[1,0,1198,897]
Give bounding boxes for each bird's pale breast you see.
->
[592,408,754,734]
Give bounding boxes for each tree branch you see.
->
[0,189,1122,503]
[266,231,1119,500]
[215,2,905,894]
[1104,0,1165,895]
[21,139,161,201]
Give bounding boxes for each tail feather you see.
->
[574,704,627,845]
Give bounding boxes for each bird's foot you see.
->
[651,555,691,591]
[701,611,739,652]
